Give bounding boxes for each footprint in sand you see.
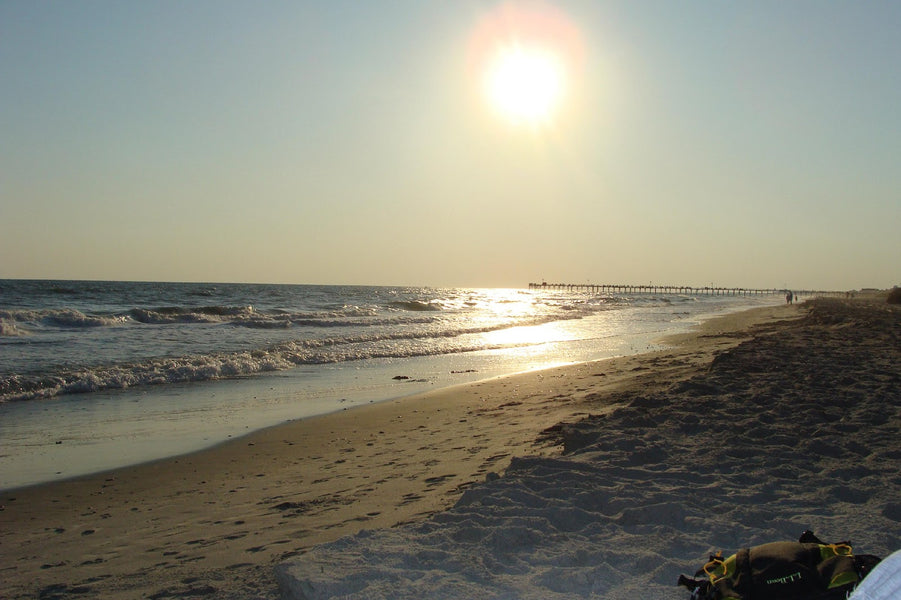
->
[423,474,457,487]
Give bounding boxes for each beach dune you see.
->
[1,298,898,599]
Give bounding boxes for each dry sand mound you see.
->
[278,299,901,599]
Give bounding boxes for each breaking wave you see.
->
[0,317,562,403]
[0,318,26,337]
[1,305,423,332]
[388,300,445,312]
[0,308,129,329]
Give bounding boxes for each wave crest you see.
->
[0,308,129,329]
[0,318,27,337]
[388,300,444,312]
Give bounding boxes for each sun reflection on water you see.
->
[482,321,571,348]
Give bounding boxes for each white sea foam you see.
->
[0,318,26,337]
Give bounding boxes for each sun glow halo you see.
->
[469,3,583,128]
[484,44,565,124]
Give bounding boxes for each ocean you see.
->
[0,280,778,489]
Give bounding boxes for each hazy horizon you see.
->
[0,277,888,294]
[2,1,899,291]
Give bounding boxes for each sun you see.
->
[484,43,565,125]
[468,3,583,129]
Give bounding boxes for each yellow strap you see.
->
[820,543,853,559]
[703,551,736,583]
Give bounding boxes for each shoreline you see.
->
[0,297,777,492]
[0,302,807,599]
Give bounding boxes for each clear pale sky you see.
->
[2,1,899,290]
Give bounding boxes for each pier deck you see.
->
[527,283,845,297]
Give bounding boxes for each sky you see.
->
[1,1,899,291]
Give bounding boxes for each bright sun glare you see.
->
[484,44,565,124]
[469,3,582,129]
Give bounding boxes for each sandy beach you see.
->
[2,297,899,599]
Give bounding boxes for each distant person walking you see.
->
[786,291,794,304]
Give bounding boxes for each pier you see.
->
[527,282,846,297]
